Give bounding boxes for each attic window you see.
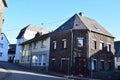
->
[76,24,78,26]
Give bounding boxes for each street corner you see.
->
[0,67,9,80]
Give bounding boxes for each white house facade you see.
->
[20,33,50,71]
[14,24,48,63]
[0,33,9,61]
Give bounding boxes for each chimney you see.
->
[79,12,83,16]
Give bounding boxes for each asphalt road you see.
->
[0,61,68,80]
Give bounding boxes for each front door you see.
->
[75,57,86,75]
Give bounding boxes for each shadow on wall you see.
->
[89,46,118,80]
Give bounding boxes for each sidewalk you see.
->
[0,66,9,80]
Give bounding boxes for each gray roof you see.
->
[16,24,48,39]
[53,13,113,37]
[114,41,120,56]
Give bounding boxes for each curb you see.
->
[0,65,11,80]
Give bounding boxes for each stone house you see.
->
[0,0,7,34]
[14,24,48,63]
[20,33,50,71]
[0,33,9,61]
[49,13,114,79]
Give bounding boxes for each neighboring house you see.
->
[114,41,120,70]
[20,32,50,71]
[14,24,48,63]
[8,44,16,63]
[49,13,114,79]
[0,0,7,34]
[0,33,9,61]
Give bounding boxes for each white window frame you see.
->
[62,39,67,48]
[99,41,104,50]
[77,37,84,47]
[53,41,57,49]
[92,39,97,50]
[107,43,111,52]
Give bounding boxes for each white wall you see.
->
[14,30,37,63]
[0,33,9,61]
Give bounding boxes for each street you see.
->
[0,62,68,80]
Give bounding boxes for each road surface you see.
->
[0,61,68,80]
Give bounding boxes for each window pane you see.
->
[77,37,83,47]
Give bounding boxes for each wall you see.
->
[0,0,5,34]
[0,33,9,61]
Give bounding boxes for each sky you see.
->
[2,0,120,44]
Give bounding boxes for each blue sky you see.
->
[2,0,120,44]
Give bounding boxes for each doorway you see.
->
[75,57,86,75]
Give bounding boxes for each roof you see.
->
[52,13,114,37]
[20,32,50,45]
[114,41,120,56]
[2,0,7,7]
[16,24,48,39]
[1,33,9,43]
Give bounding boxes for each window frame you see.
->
[62,39,67,49]
[76,37,84,48]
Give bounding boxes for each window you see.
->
[92,40,97,49]
[53,41,57,50]
[107,44,111,52]
[32,55,39,66]
[100,42,104,50]
[33,42,37,49]
[1,37,3,40]
[77,37,84,47]
[100,60,105,70]
[0,43,3,48]
[0,52,2,57]
[29,44,32,50]
[41,40,46,48]
[92,59,97,71]
[51,58,56,70]
[117,57,120,62]
[62,39,66,48]
[108,61,112,70]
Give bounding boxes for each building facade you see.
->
[20,33,50,71]
[0,0,7,34]
[114,41,120,70]
[49,13,114,79]
[14,24,48,63]
[0,33,9,61]
[8,44,16,62]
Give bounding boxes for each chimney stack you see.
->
[79,12,83,16]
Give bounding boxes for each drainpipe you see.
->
[70,29,73,75]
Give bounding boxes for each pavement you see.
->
[0,62,100,80]
[0,65,10,80]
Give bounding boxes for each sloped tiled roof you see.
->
[53,13,113,37]
[114,41,120,56]
[20,32,50,45]
[16,24,48,39]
